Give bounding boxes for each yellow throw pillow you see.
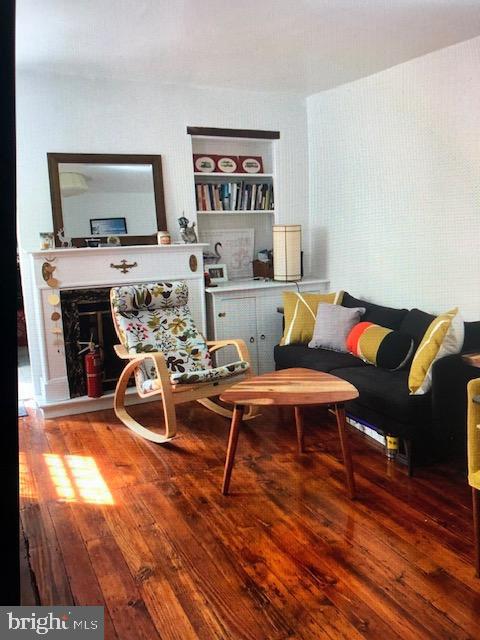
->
[408,307,464,395]
[281,291,344,345]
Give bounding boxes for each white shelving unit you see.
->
[206,278,329,375]
[188,128,278,256]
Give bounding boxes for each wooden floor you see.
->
[19,400,480,640]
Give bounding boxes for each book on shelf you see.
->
[195,181,274,212]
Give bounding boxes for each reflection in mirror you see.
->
[58,163,157,239]
[47,153,166,247]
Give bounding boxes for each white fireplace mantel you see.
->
[29,243,208,416]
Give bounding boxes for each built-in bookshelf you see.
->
[195,176,274,213]
[188,127,279,256]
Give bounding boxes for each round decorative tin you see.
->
[217,156,238,173]
[194,155,216,173]
[241,157,262,174]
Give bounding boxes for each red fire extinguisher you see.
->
[79,337,103,398]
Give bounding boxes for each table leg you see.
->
[473,487,480,578]
[294,406,304,454]
[222,405,245,495]
[334,403,356,499]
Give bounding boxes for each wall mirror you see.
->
[47,153,167,247]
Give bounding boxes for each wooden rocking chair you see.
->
[110,280,256,443]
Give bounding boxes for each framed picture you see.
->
[201,228,255,279]
[206,263,228,283]
[90,217,127,235]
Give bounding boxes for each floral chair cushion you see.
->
[141,359,250,392]
[110,281,248,390]
[170,360,249,386]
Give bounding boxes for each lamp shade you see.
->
[59,172,88,197]
[273,224,301,281]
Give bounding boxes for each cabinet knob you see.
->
[218,312,226,318]
[260,334,266,340]
[250,337,255,343]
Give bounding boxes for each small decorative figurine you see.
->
[203,242,222,265]
[57,228,72,248]
[178,214,198,244]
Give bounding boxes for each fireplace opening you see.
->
[61,288,132,398]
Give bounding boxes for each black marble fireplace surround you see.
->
[61,287,125,398]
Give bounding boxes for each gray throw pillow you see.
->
[308,303,366,352]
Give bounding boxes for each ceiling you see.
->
[16,0,480,95]
[59,163,154,193]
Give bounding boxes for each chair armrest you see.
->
[206,339,251,363]
[468,378,480,487]
[431,353,480,460]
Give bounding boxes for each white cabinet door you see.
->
[213,296,259,373]
[255,292,284,374]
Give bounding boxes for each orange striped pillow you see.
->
[347,322,414,371]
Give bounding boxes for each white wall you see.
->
[307,36,480,321]
[16,72,309,395]
[62,192,157,237]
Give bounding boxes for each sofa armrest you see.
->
[431,353,480,461]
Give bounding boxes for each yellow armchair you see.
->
[467,377,480,576]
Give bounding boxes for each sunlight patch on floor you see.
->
[19,452,36,501]
[43,453,114,505]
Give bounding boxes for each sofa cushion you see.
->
[341,292,408,330]
[408,308,464,395]
[308,304,365,352]
[464,321,480,353]
[281,290,344,345]
[274,344,367,373]
[398,308,436,350]
[333,365,430,426]
[347,322,414,371]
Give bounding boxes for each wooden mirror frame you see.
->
[47,153,167,247]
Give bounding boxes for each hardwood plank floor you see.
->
[19,401,480,640]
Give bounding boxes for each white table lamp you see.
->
[273,224,302,281]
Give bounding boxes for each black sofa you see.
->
[274,292,480,471]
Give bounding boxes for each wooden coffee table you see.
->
[220,367,359,498]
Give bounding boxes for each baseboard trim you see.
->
[37,387,159,418]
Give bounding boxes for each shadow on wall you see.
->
[309,226,328,279]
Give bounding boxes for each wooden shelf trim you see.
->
[197,214,275,216]
[187,126,280,140]
[194,172,273,178]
